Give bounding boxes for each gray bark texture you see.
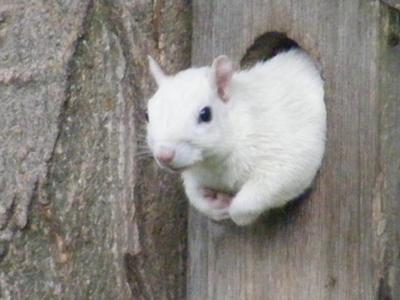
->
[189,1,400,300]
[0,0,191,299]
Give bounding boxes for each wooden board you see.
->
[188,1,400,299]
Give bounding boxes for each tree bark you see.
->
[0,1,191,299]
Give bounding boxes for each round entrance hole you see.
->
[240,32,300,68]
[239,32,324,225]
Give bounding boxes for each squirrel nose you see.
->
[156,148,175,165]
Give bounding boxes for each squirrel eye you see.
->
[145,111,149,122]
[198,106,212,123]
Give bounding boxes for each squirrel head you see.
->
[146,56,235,172]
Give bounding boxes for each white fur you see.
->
[146,50,326,225]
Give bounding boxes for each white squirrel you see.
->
[145,49,326,226]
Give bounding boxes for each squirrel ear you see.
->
[211,55,234,102]
[148,56,167,86]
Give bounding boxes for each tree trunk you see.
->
[0,1,191,299]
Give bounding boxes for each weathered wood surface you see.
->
[189,1,400,299]
[0,0,190,299]
[382,0,400,10]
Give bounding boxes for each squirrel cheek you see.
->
[175,146,203,167]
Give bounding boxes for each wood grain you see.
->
[188,1,400,299]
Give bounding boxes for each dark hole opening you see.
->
[239,32,317,229]
[240,32,300,69]
[388,32,400,48]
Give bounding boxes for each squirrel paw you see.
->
[201,188,233,221]
[229,199,260,226]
